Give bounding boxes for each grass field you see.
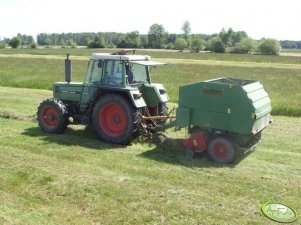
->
[0,49,301,116]
[0,49,300,224]
[0,87,301,224]
[0,87,300,225]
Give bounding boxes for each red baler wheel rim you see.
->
[99,103,127,137]
[213,142,229,160]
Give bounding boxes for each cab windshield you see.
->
[129,63,149,84]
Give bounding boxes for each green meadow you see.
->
[0,49,300,224]
[1,48,301,116]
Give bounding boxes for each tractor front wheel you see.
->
[92,94,139,144]
[208,136,237,164]
[37,98,68,133]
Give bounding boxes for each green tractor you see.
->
[37,51,169,144]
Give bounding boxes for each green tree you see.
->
[190,38,206,52]
[9,37,20,48]
[84,37,92,46]
[123,31,141,48]
[117,34,127,48]
[174,37,188,51]
[218,28,248,49]
[44,37,52,46]
[181,20,191,42]
[208,37,225,53]
[231,31,248,46]
[219,28,232,48]
[0,40,5,48]
[140,35,148,48]
[148,24,167,48]
[257,38,281,55]
[88,35,105,48]
[117,32,141,48]
[234,38,254,54]
[17,33,34,45]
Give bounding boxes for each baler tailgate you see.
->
[253,97,272,118]
[243,82,263,93]
[247,88,269,103]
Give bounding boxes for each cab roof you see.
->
[91,53,151,61]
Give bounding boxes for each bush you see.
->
[30,42,39,49]
[67,39,77,48]
[174,37,188,51]
[257,38,280,55]
[106,42,116,49]
[190,38,206,53]
[9,37,20,48]
[166,43,174,49]
[208,37,225,53]
[71,43,77,48]
[233,38,254,54]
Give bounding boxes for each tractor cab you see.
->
[79,53,169,108]
[84,53,164,88]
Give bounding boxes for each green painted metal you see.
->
[140,83,169,107]
[176,77,271,135]
[176,107,190,128]
[53,82,83,102]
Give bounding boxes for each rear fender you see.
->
[92,89,146,109]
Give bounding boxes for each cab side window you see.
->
[85,60,103,84]
[102,60,123,86]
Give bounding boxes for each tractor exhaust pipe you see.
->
[65,53,72,83]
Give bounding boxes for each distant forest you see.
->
[280,40,301,49]
[2,32,299,49]
[1,23,299,55]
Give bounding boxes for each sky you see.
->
[0,0,301,40]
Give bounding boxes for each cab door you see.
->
[80,59,104,104]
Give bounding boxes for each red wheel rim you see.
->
[99,103,127,137]
[213,142,229,160]
[41,106,59,128]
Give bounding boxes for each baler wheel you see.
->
[92,94,139,144]
[208,136,237,164]
[37,98,68,133]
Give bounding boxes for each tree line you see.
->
[0,21,292,55]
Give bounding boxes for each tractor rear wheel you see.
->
[37,98,68,133]
[158,102,168,116]
[208,136,237,164]
[92,94,139,144]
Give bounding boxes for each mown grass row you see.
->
[1,55,300,116]
[0,86,300,224]
[1,48,301,64]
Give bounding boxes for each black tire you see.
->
[156,102,168,124]
[37,98,68,133]
[158,102,168,116]
[92,94,139,144]
[208,136,237,164]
